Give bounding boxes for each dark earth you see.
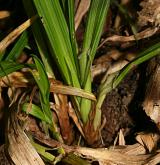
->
[101,64,158,147]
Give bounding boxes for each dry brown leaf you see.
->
[113,129,126,147]
[33,133,146,165]
[0,11,10,19]
[146,151,160,165]
[72,147,154,165]
[0,71,32,88]
[110,143,146,155]
[33,132,160,165]
[0,16,37,53]
[98,27,159,48]
[0,72,96,101]
[143,58,160,126]
[118,129,125,146]
[136,132,160,153]
[75,0,80,11]
[50,79,96,101]
[68,102,85,137]
[75,0,91,31]
[92,50,137,78]
[7,106,45,165]
[53,94,74,145]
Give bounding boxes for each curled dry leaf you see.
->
[33,131,160,165]
[109,143,146,156]
[98,27,159,48]
[92,54,136,81]
[92,50,137,78]
[0,71,31,87]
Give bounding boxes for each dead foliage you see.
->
[1,0,160,164]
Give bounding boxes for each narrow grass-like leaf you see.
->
[30,56,62,141]
[29,0,110,126]
[79,75,92,123]
[30,56,52,124]
[79,0,110,85]
[23,0,55,78]
[79,0,110,124]
[32,0,80,88]
[94,72,119,129]
[0,61,27,77]
[79,1,98,84]
[94,42,160,129]
[60,0,67,12]
[31,140,55,162]
[67,0,79,74]
[113,42,160,88]
[4,31,28,61]
[22,103,48,123]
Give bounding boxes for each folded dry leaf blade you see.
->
[32,132,160,165]
[0,71,96,101]
[6,107,45,165]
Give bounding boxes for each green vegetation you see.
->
[0,0,160,164]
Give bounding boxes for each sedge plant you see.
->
[0,1,160,163]
[1,0,160,147]
[22,0,111,145]
[21,0,160,145]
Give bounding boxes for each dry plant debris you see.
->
[75,0,91,31]
[0,16,37,53]
[1,0,160,164]
[31,130,160,165]
[0,11,10,19]
[143,57,160,127]
[138,0,160,27]
[6,107,45,165]
[136,132,160,153]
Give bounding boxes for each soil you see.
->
[1,0,160,164]
[101,70,138,147]
[101,62,159,147]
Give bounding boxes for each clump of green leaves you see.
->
[22,0,111,140]
[1,0,160,149]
